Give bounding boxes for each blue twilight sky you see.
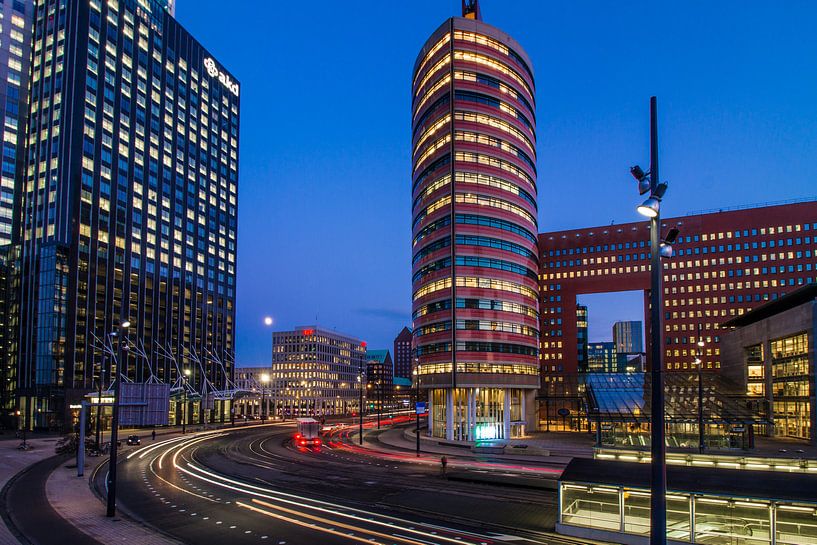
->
[175,1,817,365]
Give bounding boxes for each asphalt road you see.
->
[5,454,103,545]
[103,423,573,545]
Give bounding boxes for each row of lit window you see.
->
[415,30,532,88]
[417,362,538,375]
[543,223,817,257]
[548,248,814,270]
[414,170,536,215]
[414,191,536,231]
[413,275,538,301]
[455,150,534,190]
[413,296,539,320]
[415,319,538,338]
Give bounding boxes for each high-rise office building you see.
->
[14,0,239,429]
[613,320,643,354]
[576,305,588,373]
[393,326,413,379]
[270,327,367,417]
[539,200,817,381]
[412,0,539,440]
[0,0,33,246]
[587,341,617,373]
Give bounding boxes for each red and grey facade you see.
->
[538,201,817,384]
[411,5,539,440]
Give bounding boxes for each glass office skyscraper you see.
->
[14,0,238,429]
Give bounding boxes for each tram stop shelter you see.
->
[557,457,817,545]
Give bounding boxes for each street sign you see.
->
[415,402,426,414]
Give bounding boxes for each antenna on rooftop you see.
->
[462,0,482,20]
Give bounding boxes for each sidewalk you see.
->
[0,436,61,545]
[46,450,181,545]
[364,424,593,464]
[44,423,259,545]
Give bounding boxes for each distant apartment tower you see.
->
[393,326,413,379]
[412,1,539,441]
[270,327,366,417]
[576,305,588,373]
[587,342,617,373]
[14,0,239,430]
[613,321,643,354]
[365,349,394,413]
[539,201,817,380]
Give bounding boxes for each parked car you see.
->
[126,435,141,446]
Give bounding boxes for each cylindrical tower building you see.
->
[411,2,539,441]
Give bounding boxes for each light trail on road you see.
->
[112,425,576,545]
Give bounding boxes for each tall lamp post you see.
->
[630,97,679,545]
[182,368,191,434]
[695,323,705,454]
[263,317,273,419]
[377,367,382,430]
[106,320,130,518]
[260,373,270,422]
[358,364,363,445]
[95,355,107,452]
[413,368,420,457]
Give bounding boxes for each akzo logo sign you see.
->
[204,57,239,97]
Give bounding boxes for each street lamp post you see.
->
[260,373,270,422]
[647,98,666,545]
[631,97,672,545]
[15,409,26,449]
[696,323,705,454]
[95,355,106,452]
[413,368,420,457]
[182,368,191,434]
[358,364,363,446]
[106,320,130,518]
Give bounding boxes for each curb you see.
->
[0,457,43,545]
[89,449,186,544]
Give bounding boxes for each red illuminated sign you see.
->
[302,329,314,335]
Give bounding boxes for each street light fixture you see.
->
[182,369,191,434]
[106,319,130,518]
[630,165,652,195]
[696,323,706,454]
[260,372,270,421]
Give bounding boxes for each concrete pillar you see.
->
[427,391,434,437]
[446,389,454,441]
[503,388,511,440]
[524,389,538,432]
[764,339,775,437]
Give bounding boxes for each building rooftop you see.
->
[366,349,391,363]
[721,282,817,329]
[561,458,817,503]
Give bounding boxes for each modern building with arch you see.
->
[411,1,539,441]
